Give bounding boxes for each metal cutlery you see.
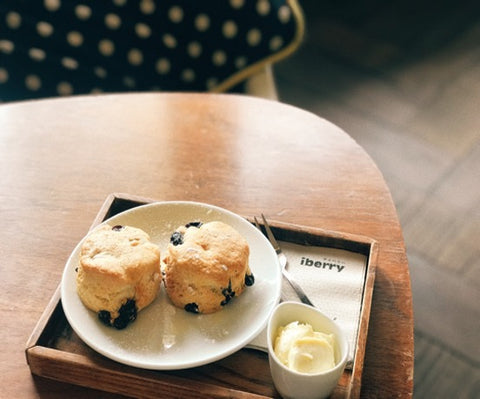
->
[254,214,314,306]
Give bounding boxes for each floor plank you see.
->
[408,251,480,362]
[275,1,480,397]
[414,330,480,399]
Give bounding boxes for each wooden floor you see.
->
[274,1,480,397]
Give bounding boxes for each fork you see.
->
[254,214,314,307]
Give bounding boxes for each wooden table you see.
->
[0,93,413,398]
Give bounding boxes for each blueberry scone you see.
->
[76,224,161,329]
[162,221,255,314]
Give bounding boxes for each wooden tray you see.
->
[26,193,377,398]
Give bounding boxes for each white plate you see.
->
[61,201,281,370]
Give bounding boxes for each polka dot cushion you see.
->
[0,0,303,102]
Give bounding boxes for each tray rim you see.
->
[26,192,377,399]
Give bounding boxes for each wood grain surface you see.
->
[0,93,413,398]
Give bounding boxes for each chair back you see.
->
[0,0,304,101]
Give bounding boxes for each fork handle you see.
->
[282,268,314,306]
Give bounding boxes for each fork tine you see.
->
[261,214,280,251]
[253,216,261,231]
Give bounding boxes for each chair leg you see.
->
[245,65,279,101]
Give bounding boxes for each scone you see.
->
[76,224,161,329]
[162,221,255,314]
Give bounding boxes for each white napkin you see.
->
[246,241,368,365]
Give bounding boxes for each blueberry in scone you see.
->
[162,221,254,314]
[76,224,161,329]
